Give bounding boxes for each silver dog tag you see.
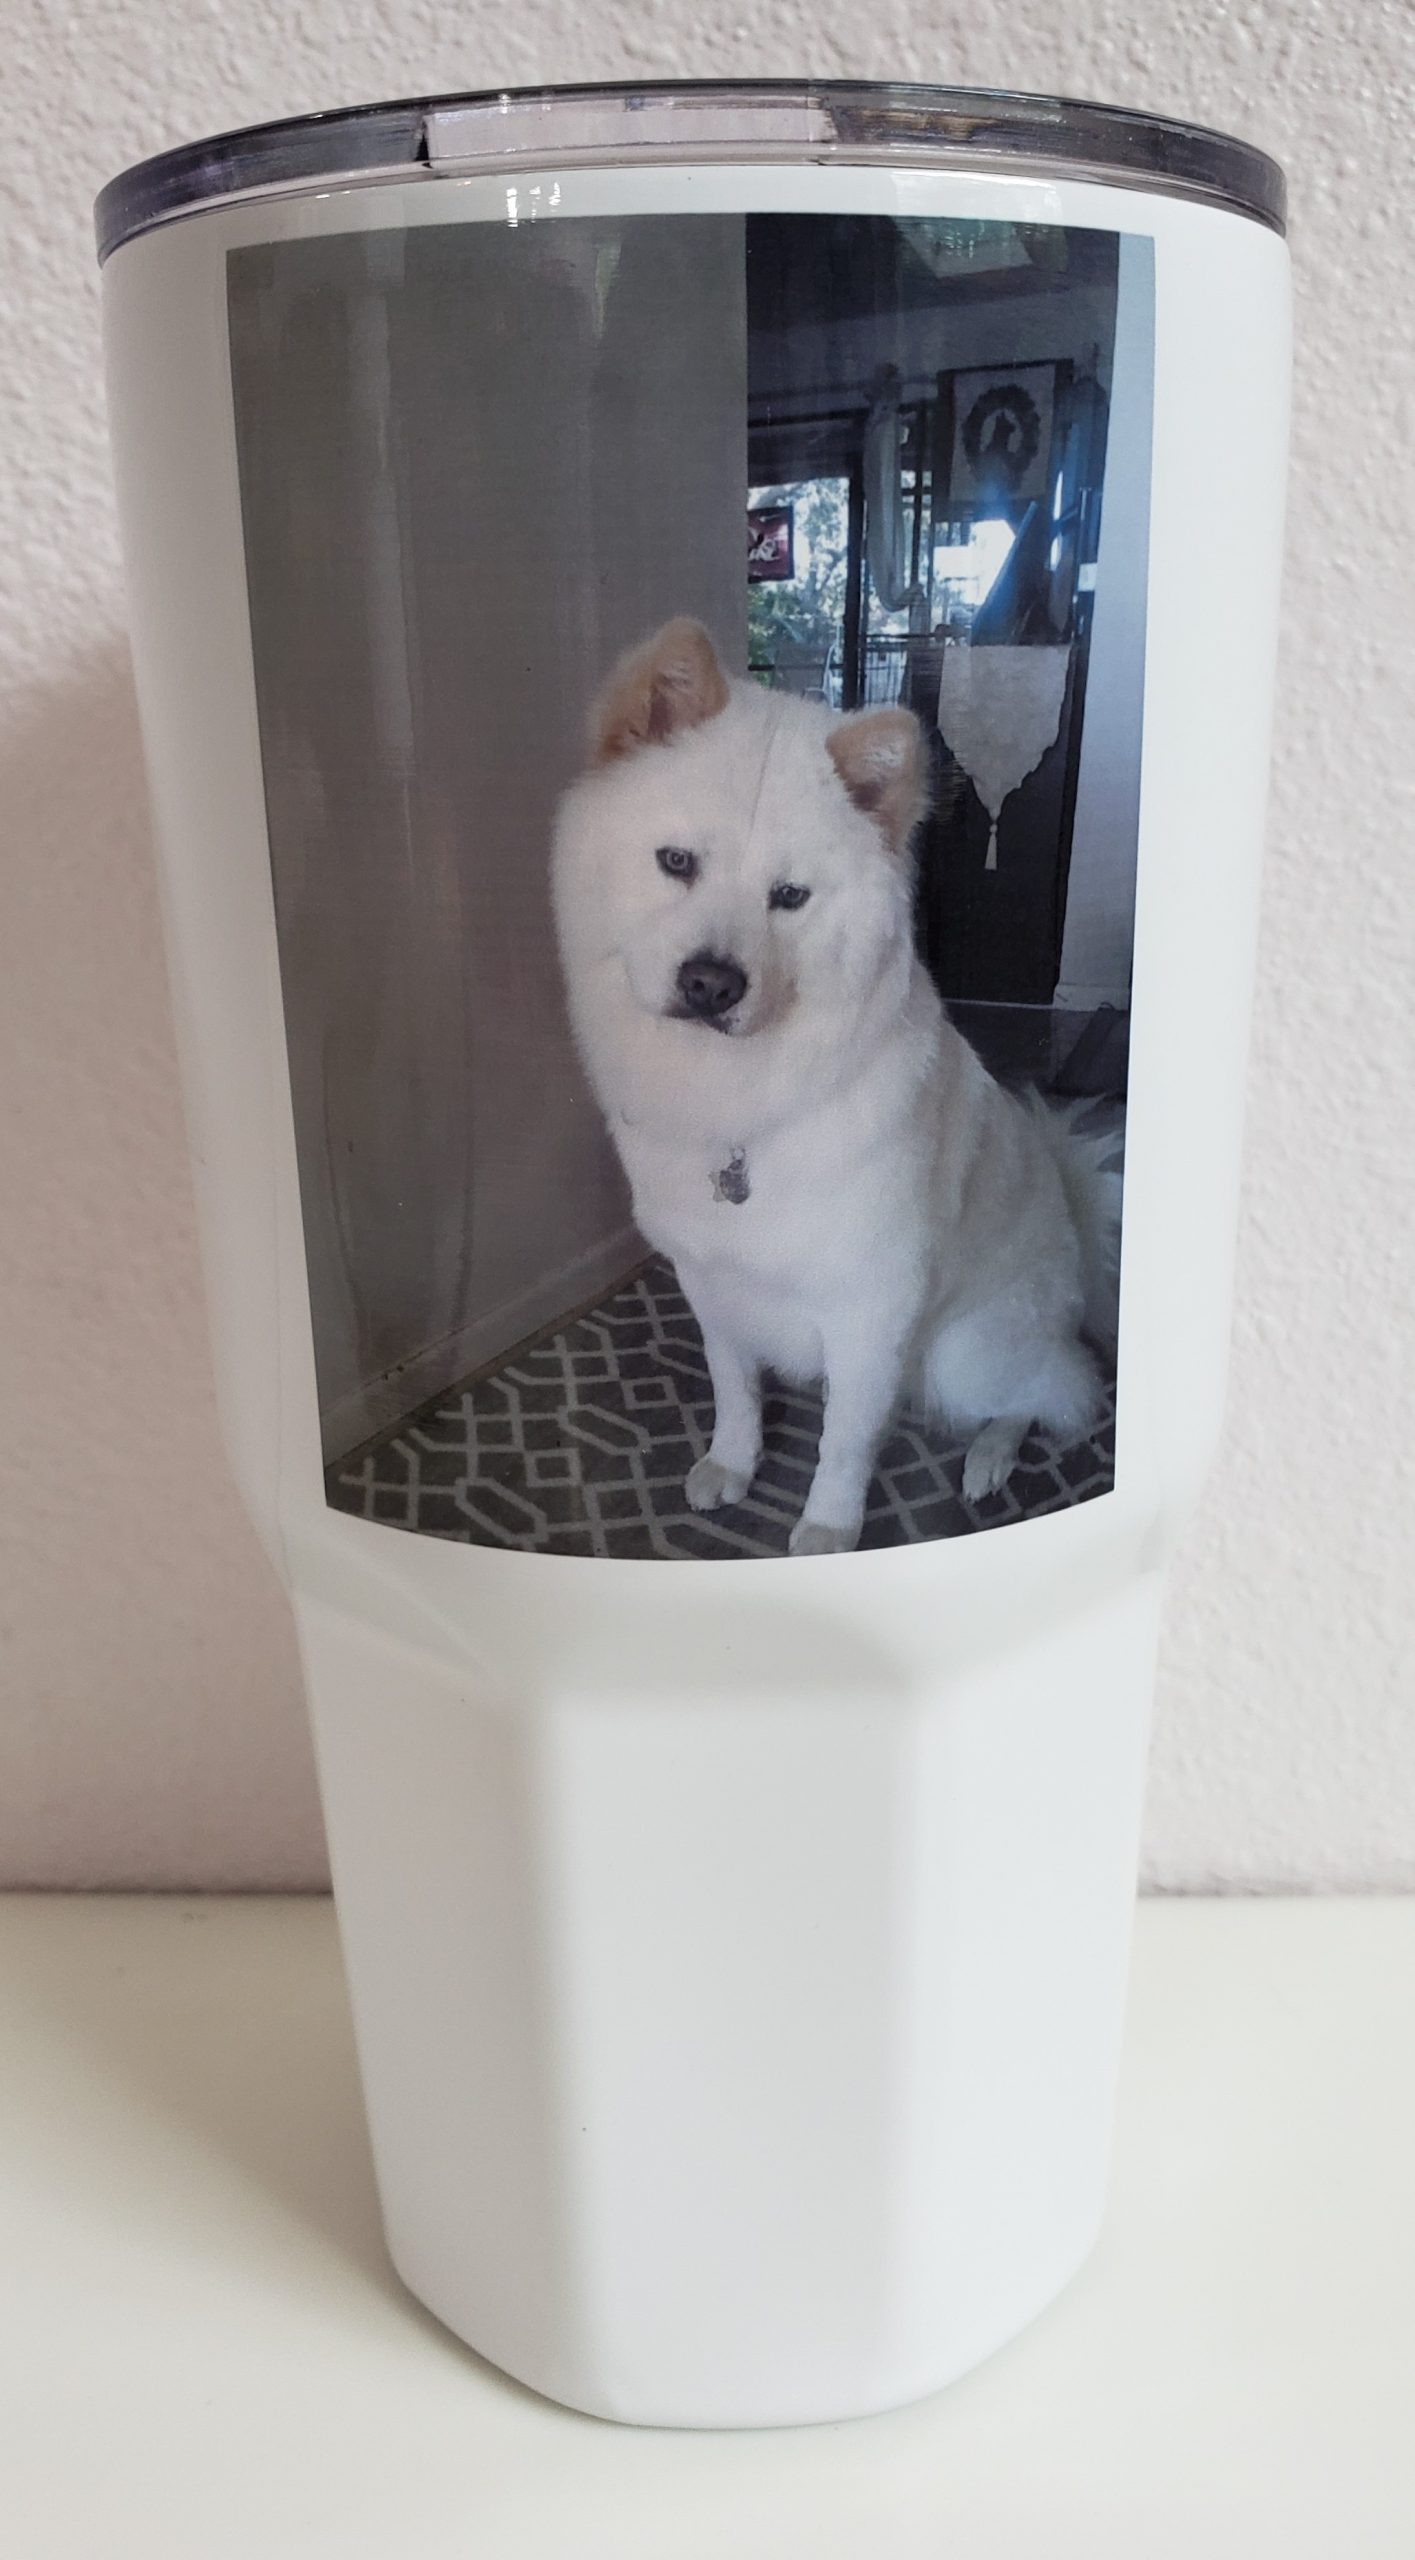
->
[711,1146,750,1205]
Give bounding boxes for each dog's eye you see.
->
[768,881,811,912]
[656,845,699,884]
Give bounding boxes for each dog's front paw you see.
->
[962,1419,1026,1502]
[686,1455,753,1513]
[788,1516,860,1558]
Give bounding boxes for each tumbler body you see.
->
[100,88,1289,2425]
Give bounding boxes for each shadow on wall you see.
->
[0,642,326,1889]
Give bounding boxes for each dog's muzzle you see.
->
[673,950,748,1027]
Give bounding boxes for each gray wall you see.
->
[229,217,747,1456]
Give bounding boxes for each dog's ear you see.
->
[592,619,730,764]
[827,708,929,855]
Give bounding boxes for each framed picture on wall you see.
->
[945,362,1059,508]
[747,501,795,581]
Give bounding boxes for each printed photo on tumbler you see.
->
[228,210,1152,1560]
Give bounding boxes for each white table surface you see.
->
[1,1893,1412,2559]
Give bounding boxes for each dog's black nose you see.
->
[676,951,748,1018]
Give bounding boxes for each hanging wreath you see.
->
[961,382,1043,493]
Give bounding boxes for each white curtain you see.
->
[937,644,1072,869]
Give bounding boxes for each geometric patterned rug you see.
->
[327,1254,1117,1560]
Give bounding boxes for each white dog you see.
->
[552,618,1119,1555]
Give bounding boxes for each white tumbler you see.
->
[98,83,1289,2427]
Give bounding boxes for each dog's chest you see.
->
[621,1121,763,1246]
[618,1115,866,1287]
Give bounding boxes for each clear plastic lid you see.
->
[95,79,1285,263]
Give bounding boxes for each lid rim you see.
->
[94,77,1288,264]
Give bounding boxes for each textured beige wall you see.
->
[1,3,1411,1889]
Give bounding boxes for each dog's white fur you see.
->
[552,619,1119,1554]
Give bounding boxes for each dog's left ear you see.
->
[827,708,929,855]
[592,618,730,763]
